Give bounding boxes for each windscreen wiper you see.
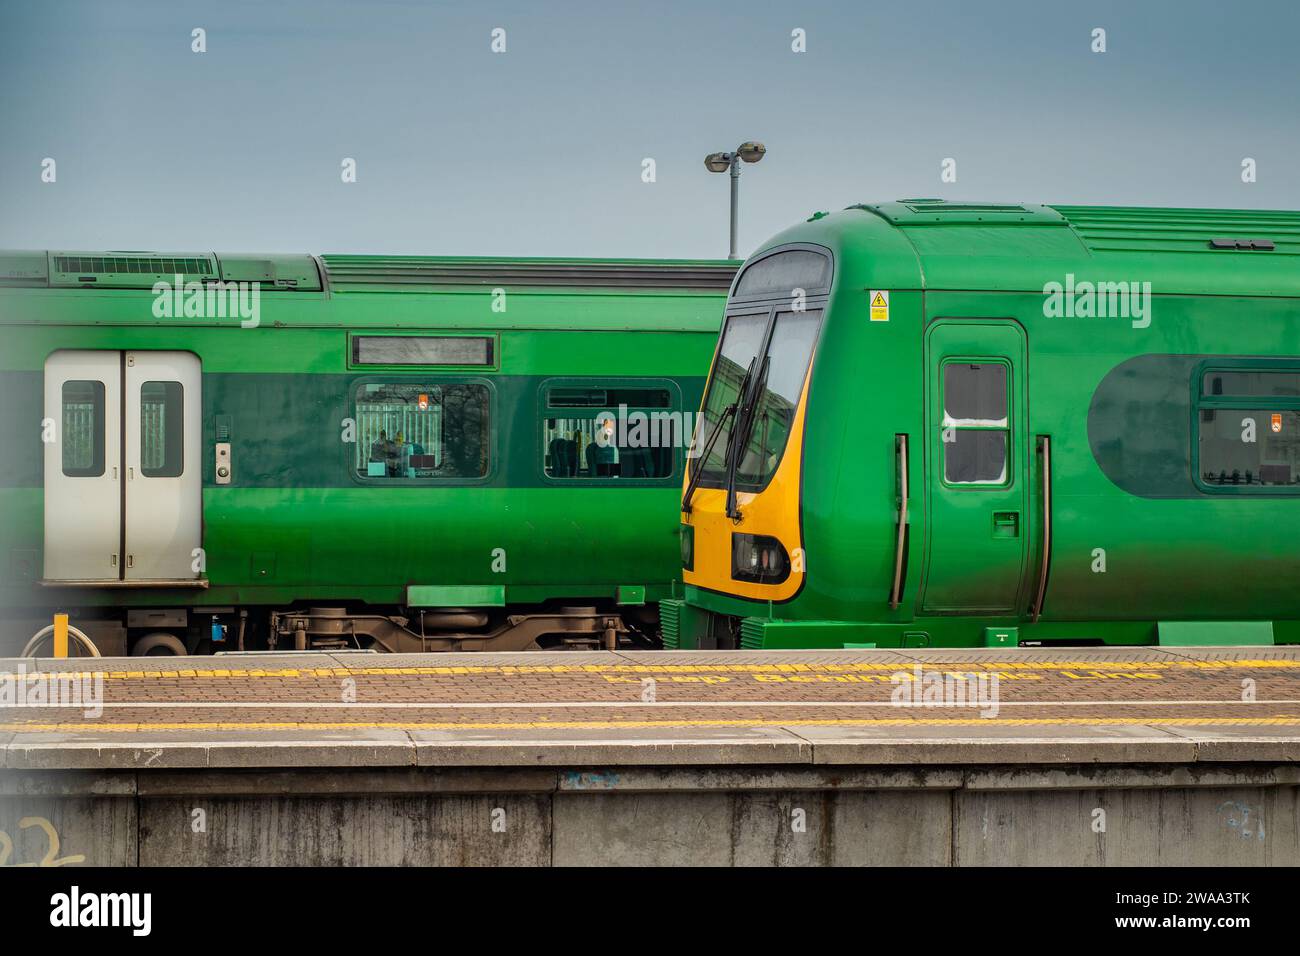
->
[682,356,756,515]
[724,354,769,520]
[681,401,736,514]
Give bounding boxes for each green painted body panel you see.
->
[407,585,505,608]
[616,585,646,606]
[1157,621,1275,646]
[0,255,731,628]
[682,202,1300,648]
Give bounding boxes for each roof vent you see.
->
[48,252,218,288]
[53,255,214,276]
[1209,238,1275,251]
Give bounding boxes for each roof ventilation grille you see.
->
[52,255,214,276]
[1209,238,1275,251]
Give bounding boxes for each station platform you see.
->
[3,647,1298,865]
[3,645,1300,767]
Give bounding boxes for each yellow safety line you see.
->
[3,716,1300,733]
[4,659,1300,681]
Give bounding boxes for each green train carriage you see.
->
[0,251,735,655]
[671,200,1300,649]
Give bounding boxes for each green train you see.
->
[0,251,734,655]
[670,200,1300,649]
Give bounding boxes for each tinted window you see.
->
[1203,370,1300,398]
[140,381,184,478]
[355,383,489,479]
[542,383,678,480]
[1199,409,1300,487]
[942,361,1010,486]
[542,416,674,479]
[548,387,671,408]
[734,250,830,298]
[945,430,1008,484]
[61,380,105,477]
[944,363,1007,423]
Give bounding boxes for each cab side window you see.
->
[541,384,679,480]
[942,362,1009,485]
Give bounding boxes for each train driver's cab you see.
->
[681,245,831,601]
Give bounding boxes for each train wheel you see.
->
[131,632,187,656]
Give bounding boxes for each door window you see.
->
[942,362,1010,485]
[139,381,184,478]
[61,380,105,477]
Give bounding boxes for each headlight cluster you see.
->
[680,524,694,571]
[731,533,790,584]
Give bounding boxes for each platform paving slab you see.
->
[788,722,1202,765]
[1159,725,1300,762]
[409,724,812,767]
[0,728,418,770]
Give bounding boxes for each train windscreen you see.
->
[691,308,822,489]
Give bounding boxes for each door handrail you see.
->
[889,434,909,610]
[1031,435,1053,623]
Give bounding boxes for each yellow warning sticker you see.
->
[870,289,889,322]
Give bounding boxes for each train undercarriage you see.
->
[11,602,661,657]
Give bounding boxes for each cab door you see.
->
[921,321,1029,612]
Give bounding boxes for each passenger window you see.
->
[1199,409,1300,487]
[354,383,489,479]
[1198,368,1300,490]
[140,381,184,478]
[1203,370,1300,399]
[942,362,1009,485]
[542,385,677,479]
[61,380,105,478]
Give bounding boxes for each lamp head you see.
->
[704,152,732,173]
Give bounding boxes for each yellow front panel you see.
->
[682,369,812,602]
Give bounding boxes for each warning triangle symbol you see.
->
[871,292,887,307]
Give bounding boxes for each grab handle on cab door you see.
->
[1030,435,1053,623]
[889,434,910,610]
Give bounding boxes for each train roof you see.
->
[0,251,738,294]
[764,201,1300,298]
[0,253,738,332]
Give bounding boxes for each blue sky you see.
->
[2,0,1298,258]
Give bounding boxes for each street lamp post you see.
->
[704,141,766,259]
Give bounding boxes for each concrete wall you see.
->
[2,764,1297,866]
